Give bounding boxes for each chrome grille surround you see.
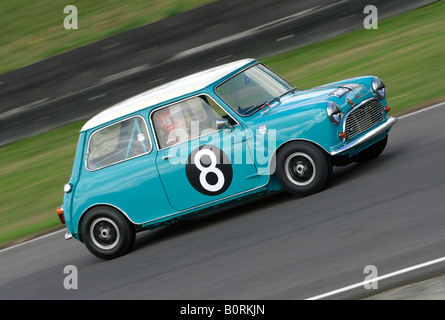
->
[343,98,385,140]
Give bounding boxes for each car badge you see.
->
[259,125,267,135]
[347,99,354,107]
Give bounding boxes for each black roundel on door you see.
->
[186,145,233,196]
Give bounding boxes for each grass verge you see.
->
[0,0,214,75]
[1,1,445,248]
[263,0,445,114]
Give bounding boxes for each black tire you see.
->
[80,206,135,260]
[354,136,388,163]
[276,142,332,196]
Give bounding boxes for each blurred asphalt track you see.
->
[0,0,437,146]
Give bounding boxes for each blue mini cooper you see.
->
[57,58,397,259]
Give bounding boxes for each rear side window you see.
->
[87,116,152,170]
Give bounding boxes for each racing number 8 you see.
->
[194,149,225,192]
[186,145,233,196]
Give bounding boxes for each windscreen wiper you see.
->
[244,96,281,115]
[279,87,297,97]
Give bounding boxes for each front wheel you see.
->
[80,206,135,260]
[276,142,332,196]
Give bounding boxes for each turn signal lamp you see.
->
[57,206,65,224]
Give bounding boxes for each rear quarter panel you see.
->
[69,132,173,236]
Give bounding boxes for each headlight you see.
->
[327,101,342,125]
[372,76,386,99]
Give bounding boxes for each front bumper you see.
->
[330,116,398,156]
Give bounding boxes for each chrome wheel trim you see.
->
[90,217,120,250]
[284,152,316,186]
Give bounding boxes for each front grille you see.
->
[344,99,384,140]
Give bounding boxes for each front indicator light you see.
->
[57,206,65,224]
[385,105,391,113]
[339,131,346,139]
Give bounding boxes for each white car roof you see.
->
[81,58,255,131]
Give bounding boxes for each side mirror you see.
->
[216,119,230,130]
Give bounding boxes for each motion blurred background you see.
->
[1,0,444,247]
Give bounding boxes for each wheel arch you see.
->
[77,204,136,242]
[272,139,333,196]
[269,139,331,176]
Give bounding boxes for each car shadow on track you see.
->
[328,143,404,189]
[131,190,292,252]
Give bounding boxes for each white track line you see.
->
[306,100,445,300]
[0,228,67,253]
[306,256,445,300]
[398,101,445,119]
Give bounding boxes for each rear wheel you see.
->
[276,142,332,196]
[80,206,135,260]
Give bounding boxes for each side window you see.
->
[152,95,236,149]
[87,116,152,170]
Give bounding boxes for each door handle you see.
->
[162,155,173,160]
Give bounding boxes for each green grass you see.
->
[0,0,214,75]
[1,1,445,248]
[0,122,85,246]
[263,0,445,114]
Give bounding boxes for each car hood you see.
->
[253,77,375,119]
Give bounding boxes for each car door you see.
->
[153,95,260,211]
